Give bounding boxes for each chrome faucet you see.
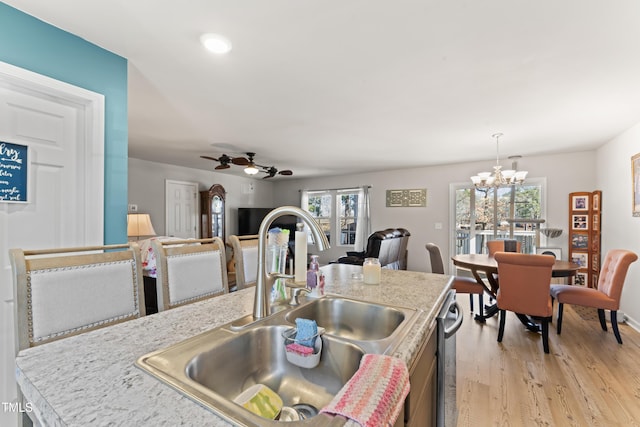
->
[253,206,330,319]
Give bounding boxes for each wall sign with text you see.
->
[0,141,29,203]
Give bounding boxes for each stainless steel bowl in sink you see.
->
[286,296,405,340]
[137,322,364,425]
[186,325,363,414]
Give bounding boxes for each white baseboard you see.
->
[624,313,640,332]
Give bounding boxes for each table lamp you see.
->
[127,213,156,240]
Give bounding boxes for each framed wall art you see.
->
[0,141,29,203]
[575,272,587,287]
[571,214,588,230]
[592,191,601,211]
[386,189,427,207]
[536,247,562,259]
[571,252,588,269]
[572,194,589,211]
[633,153,640,216]
[571,233,589,249]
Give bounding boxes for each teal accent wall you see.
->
[0,3,128,244]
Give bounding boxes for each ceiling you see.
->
[6,0,640,179]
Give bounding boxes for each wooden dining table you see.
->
[452,253,580,331]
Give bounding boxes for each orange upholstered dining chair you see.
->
[426,243,485,313]
[495,252,555,353]
[487,239,522,255]
[550,249,637,344]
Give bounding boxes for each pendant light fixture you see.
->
[470,133,528,188]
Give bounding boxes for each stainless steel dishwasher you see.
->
[437,290,463,427]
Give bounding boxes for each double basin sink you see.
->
[136,295,420,426]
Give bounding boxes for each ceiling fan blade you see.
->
[215,164,230,170]
[231,156,249,166]
[262,174,273,179]
[200,155,220,161]
[279,170,293,176]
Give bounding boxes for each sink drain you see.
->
[291,403,318,419]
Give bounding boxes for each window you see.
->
[306,191,332,242]
[453,179,545,254]
[303,189,361,246]
[339,191,358,245]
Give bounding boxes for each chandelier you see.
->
[470,133,528,188]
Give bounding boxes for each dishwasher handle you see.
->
[444,300,463,339]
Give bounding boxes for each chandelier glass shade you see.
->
[470,133,528,188]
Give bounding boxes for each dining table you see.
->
[451,253,580,331]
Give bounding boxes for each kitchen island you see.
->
[15,264,452,426]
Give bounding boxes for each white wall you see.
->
[128,158,277,237]
[596,122,640,328]
[273,150,596,270]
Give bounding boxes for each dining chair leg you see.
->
[469,294,474,312]
[597,308,607,331]
[477,294,484,317]
[497,309,506,342]
[541,317,550,354]
[610,311,623,344]
[556,303,564,334]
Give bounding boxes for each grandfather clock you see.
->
[201,184,226,241]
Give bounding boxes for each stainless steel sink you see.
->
[136,296,420,426]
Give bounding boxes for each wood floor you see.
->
[455,298,640,426]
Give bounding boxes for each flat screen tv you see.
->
[237,208,298,236]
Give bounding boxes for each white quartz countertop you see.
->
[15,264,452,426]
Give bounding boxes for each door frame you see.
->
[0,61,105,243]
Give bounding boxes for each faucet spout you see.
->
[253,206,330,319]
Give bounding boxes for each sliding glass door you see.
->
[453,179,545,255]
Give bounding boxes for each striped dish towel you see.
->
[320,354,410,427]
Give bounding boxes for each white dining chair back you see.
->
[10,243,145,350]
[227,234,259,290]
[151,237,228,310]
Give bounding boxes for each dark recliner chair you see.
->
[337,228,411,270]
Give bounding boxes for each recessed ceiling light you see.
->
[200,33,232,55]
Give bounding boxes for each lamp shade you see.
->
[127,213,156,237]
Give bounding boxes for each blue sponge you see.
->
[295,318,318,348]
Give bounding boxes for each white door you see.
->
[165,180,198,238]
[0,62,104,427]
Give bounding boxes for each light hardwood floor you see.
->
[455,298,640,426]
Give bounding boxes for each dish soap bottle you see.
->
[306,255,319,290]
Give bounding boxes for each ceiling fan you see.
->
[261,165,293,179]
[199,154,232,170]
[200,152,293,179]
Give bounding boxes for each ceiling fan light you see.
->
[244,165,259,175]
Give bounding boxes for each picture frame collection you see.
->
[569,190,601,288]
